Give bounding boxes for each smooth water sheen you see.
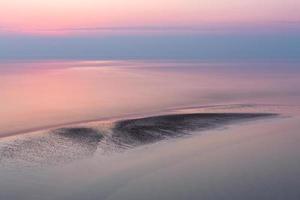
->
[0,60,299,137]
[0,60,300,200]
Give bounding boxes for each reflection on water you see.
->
[0,60,299,136]
[0,60,300,200]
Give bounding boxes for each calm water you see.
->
[1,60,300,200]
[0,60,300,137]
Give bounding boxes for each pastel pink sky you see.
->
[0,0,299,34]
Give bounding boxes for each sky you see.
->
[0,0,299,60]
[1,0,300,33]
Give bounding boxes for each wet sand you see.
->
[0,60,300,200]
[0,112,276,166]
[96,115,300,200]
[0,108,299,200]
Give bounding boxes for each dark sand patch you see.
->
[0,127,104,166]
[112,113,276,146]
[0,113,276,166]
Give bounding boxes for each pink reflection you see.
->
[0,60,299,137]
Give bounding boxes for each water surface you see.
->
[0,60,300,200]
[1,60,299,136]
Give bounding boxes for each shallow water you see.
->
[0,60,299,136]
[0,60,300,200]
[0,106,299,200]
